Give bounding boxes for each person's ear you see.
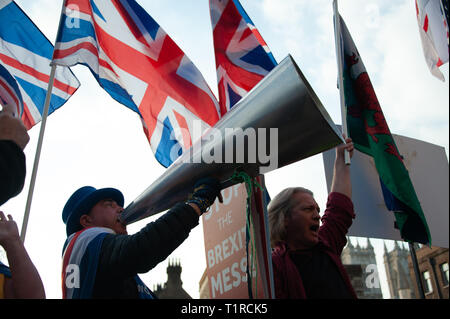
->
[79,214,92,228]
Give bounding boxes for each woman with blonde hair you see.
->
[269,138,357,299]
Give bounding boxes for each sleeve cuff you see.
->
[174,202,200,226]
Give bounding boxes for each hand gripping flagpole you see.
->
[333,0,351,165]
[20,64,57,242]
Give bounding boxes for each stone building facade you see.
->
[341,237,383,299]
[408,245,449,299]
[383,241,415,299]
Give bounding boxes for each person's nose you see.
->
[115,205,123,217]
[313,208,320,220]
[117,207,125,222]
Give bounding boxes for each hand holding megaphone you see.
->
[0,103,29,150]
[186,177,224,216]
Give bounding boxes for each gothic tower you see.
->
[154,259,192,299]
[383,241,415,299]
[341,237,383,299]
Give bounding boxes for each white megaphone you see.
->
[121,55,344,225]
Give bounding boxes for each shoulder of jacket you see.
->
[64,227,114,252]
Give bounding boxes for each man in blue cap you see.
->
[61,178,222,299]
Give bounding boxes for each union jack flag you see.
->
[210,0,277,114]
[0,63,23,117]
[0,0,80,129]
[53,0,221,167]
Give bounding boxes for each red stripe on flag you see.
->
[98,58,119,76]
[0,53,78,95]
[111,0,149,48]
[64,0,92,15]
[173,109,192,148]
[423,14,429,32]
[217,78,228,116]
[21,102,34,130]
[54,41,98,60]
[240,28,253,42]
[55,80,77,96]
[138,83,167,138]
[251,29,269,48]
[216,53,263,91]
[55,42,118,81]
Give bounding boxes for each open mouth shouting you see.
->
[309,223,320,236]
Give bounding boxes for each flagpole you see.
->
[20,64,57,242]
[20,0,68,243]
[408,242,426,299]
[333,0,351,165]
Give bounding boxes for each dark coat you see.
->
[0,140,26,206]
[92,202,199,298]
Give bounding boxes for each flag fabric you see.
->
[415,0,449,81]
[0,63,23,117]
[53,0,221,168]
[210,0,277,114]
[337,15,432,245]
[0,0,80,129]
[62,227,155,299]
[0,261,12,299]
[442,0,449,27]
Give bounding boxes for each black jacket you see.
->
[92,202,200,298]
[0,140,26,206]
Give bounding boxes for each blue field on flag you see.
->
[0,0,80,129]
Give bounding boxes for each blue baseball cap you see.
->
[62,186,124,236]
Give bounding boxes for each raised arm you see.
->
[97,177,222,279]
[330,137,354,198]
[0,212,45,299]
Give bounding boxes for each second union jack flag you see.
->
[210,0,277,115]
[53,0,221,167]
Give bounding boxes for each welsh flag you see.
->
[338,16,432,245]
